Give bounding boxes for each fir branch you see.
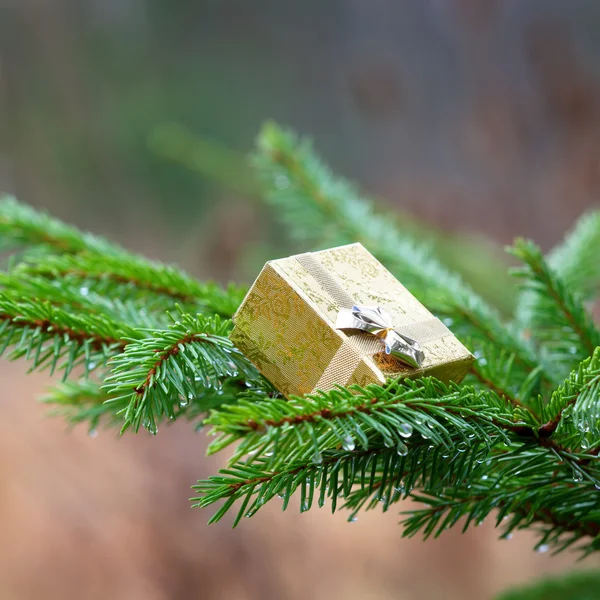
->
[15,253,245,318]
[0,270,172,329]
[1,198,245,319]
[199,363,600,549]
[193,444,487,527]
[341,440,600,552]
[103,311,260,434]
[42,376,247,434]
[0,293,135,378]
[206,378,515,464]
[541,348,600,447]
[547,210,600,301]
[403,475,600,555]
[195,433,597,540]
[0,195,124,256]
[515,210,600,347]
[196,380,520,525]
[510,239,600,377]
[41,378,126,432]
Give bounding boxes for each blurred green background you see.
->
[1,1,600,599]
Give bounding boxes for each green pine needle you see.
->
[103,311,261,435]
[510,238,600,379]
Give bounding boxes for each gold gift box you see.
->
[231,243,474,398]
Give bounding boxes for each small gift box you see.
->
[231,243,474,397]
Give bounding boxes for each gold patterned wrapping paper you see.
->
[230,243,474,398]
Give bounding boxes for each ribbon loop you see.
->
[336,305,425,368]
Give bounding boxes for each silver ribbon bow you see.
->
[336,305,425,368]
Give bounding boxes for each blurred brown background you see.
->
[1,1,600,599]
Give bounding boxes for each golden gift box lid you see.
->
[230,243,474,398]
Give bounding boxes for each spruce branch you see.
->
[0,198,245,319]
[510,238,600,377]
[41,378,126,432]
[205,378,515,465]
[0,195,125,256]
[103,311,260,435]
[397,357,600,555]
[192,442,496,528]
[0,293,135,378]
[14,252,245,318]
[541,348,600,449]
[198,359,600,554]
[515,210,600,336]
[0,269,173,329]
[545,210,600,301]
[42,376,249,434]
[195,378,520,526]
[404,476,600,556]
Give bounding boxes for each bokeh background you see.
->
[1,1,600,599]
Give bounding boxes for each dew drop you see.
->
[398,423,413,438]
[312,450,323,465]
[349,515,358,523]
[396,440,408,456]
[457,442,468,453]
[88,429,98,438]
[536,544,549,553]
[342,435,355,451]
[80,286,90,297]
[143,419,158,435]
[300,501,309,512]
[481,475,488,481]
[573,470,584,483]
[502,533,513,540]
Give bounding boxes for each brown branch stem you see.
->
[0,312,125,352]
